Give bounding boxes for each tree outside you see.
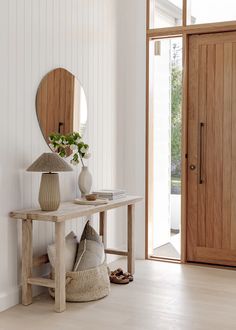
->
[171,42,182,194]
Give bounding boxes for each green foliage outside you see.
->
[171,46,182,193]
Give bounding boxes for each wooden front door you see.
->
[187,31,236,266]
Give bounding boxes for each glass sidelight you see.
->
[149,37,182,259]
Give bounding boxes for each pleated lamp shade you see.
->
[27,152,73,172]
[27,153,73,211]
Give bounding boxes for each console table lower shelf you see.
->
[10,195,142,313]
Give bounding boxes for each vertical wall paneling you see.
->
[0,0,129,311]
[115,0,146,255]
[0,0,9,301]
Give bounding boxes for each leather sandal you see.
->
[109,268,134,284]
[110,268,123,277]
[110,274,130,284]
[123,272,134,282]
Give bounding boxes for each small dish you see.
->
[85,193,97,201]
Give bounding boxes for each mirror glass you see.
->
[36,68,87,149]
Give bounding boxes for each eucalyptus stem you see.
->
[79,154,85,167]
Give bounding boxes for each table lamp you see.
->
[27,153,73,211]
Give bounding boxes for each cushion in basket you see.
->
[73,221,105,271]
[47,231,78,272]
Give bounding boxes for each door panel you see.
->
[222,43,232,250]
[187,31,236,266]
[197,44,207,248]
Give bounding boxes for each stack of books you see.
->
[92,189,126,200]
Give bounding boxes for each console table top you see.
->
[10,195,142,222]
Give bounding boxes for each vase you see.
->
[78,166,92,196]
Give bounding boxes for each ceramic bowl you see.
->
[85,193,97,201]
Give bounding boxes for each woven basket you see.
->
[49,262,110,302]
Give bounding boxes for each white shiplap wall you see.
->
[0,0,127,311]
[115,0,146,261]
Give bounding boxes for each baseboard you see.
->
[0,270,49,313]
[0,286,20,313]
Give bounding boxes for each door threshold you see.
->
[187,261,236,271]
[147,257,236,269]
[148,255,181,264]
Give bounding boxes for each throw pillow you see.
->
[73,221,105,271]
[47,231,78,272]
[73,239,105,271]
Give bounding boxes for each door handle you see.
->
[58,122,64,134]
[199,122,204,184]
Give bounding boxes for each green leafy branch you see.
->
[49,132,90,166]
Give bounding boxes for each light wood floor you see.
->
[1,259,236,330]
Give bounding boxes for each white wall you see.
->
[0,0,134,312]
[115,0,146,259]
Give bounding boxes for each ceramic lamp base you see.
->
[39,173,60,211]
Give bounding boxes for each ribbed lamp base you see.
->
[39,173,60,211]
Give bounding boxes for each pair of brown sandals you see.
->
[109,268,133,284]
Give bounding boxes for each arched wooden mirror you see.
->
[36,68,87,149]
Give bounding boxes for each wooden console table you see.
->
[10,195,142,313]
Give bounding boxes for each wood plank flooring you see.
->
[1,260,236,330]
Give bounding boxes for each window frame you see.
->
[147,0,236,32]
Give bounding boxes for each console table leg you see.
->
[55,222,66,313]
[99,211,107,248]
[127,204,135,275]
[22,219,33,306]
